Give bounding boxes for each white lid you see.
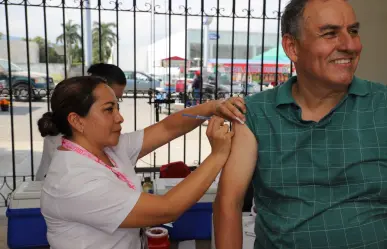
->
[154,178,218,194]
[13,181,43,200]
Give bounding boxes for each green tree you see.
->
[92,22,116,63]
[71,44,83,64]
[0,32,4,40]
[56,20,81,74]
[31,36,48,63]
[47,45,65,63]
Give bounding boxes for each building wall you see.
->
[0,40,39,64]
[16,63,85,83]
[188,29,278,59]
[146,31,186,72]
[147,29,279,72]
[350,0,387,84]
[186,29,278,47]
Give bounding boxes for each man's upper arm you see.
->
[217,122,258,207]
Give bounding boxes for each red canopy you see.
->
[161,56,185,61]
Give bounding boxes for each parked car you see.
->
[160,74,178,93]
[202,72,244,99]
[163,75,191,93]
[167,78,193,93]
[0,59,55,101]
[202,82,244,100]
[123,71,162,93]
[163,68,204,93]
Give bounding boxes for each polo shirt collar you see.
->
[275,76,369,107]
[275,76,297,107]
[348,76,370,96]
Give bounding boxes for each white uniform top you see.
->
[36,135,62,181]
[41,131,144,249]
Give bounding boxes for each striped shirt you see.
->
[245,76,387,249]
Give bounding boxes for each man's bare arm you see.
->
[213,122,258,249]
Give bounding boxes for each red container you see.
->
[160,161,191,179]
[146,227,170,249]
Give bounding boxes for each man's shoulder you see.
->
[355,77,387,104]
[245,87,278,106]
[244,87,279,116]
[363,78,387,93]
[243,87,280,133]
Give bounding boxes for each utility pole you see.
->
[84,0,92,67]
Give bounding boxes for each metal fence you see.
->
[0,0,292,204]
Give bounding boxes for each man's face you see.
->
[293,0,362,86]
[110,83,125,99]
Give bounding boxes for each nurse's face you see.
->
[82,83,124,148]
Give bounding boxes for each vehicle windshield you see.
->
[0,60,23,72]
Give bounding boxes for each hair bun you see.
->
[37,111,60,137]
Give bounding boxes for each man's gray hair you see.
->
[281,0,309,38]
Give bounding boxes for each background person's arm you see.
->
[36,135,61,180]
[213,122,258,249]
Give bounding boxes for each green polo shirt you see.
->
[244,76,387,249]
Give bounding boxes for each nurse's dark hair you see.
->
[37,76,107,138]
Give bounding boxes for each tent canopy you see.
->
[208,46,291,65]
[252,46,290,64]
[161,56,185,61]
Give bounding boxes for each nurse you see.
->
[38,76,239,249]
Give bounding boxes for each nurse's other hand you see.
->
[206,116,234,160]
[213,97,246,124]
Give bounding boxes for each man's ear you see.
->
[67,112,84,134]
[282,34,299,63]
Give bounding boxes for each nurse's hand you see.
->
[206,116,234,162]
[213,97,246,124]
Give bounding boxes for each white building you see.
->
[146,28,279,73]
[0,40,39,64]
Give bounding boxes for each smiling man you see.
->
[214,0,387,248]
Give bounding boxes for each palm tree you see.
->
[92,22,116,63]
[31,36,46,63]
[56,20,81,75]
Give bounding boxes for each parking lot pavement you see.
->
[0,98,211,177]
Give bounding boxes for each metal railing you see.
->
[0,175,32,207]
[0,0,292,198]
